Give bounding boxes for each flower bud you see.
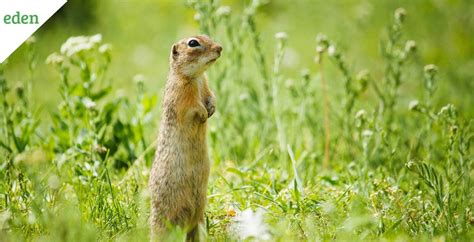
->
[327,45,336,57]
[424,64,438,75]
[46,53,65,65]
[355,109,367,119]
[316,45,325,53]
[405,40,416,53]
[316,34,328,46]
[356,69,369,87]
[275,32,288,40]
[408,100,419,111]
[26,36,36,45]
[394,8,406,23]
[362,129,373,138]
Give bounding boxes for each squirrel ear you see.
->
[171,44,179,60]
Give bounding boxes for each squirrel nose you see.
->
[214,45,222,54]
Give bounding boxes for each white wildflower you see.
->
[82,98,96,109]
[355,109,367,119]
[275,31,288,40]
[74,42,93,54]
[60,34,103,57]
[60,36,88,55]
[316,45,325,53]
[232,208,271,240]
[89,34,102,45]
[99,44,112,54]
[46,52,65,65]
[216,6,231,16]
[362,129,373,138]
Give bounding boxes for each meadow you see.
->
[1,0,473,241]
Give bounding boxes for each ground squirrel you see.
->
[149,35,222,241]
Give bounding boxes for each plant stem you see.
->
[318,57,331,170]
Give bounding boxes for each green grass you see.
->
[1,0,473,241]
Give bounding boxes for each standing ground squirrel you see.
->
[149,35,222,241]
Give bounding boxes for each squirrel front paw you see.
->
[194,105,208,124]
[205,96,215,118]
[196,112,207,123]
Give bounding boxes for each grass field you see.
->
[1,0,473,241]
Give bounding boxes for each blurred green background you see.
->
[5,0,474,114]
[1,1,473,240]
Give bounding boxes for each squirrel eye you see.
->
[187,39,200,47]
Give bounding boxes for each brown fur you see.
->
[149,35,222,241]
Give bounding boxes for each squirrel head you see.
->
[170,35,222,77]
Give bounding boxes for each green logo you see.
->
[3,11,39,24]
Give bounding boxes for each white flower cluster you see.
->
[45,52,65,65]
[60,34,103,57]
[231,208,271,240]
[99,44,112,54]
[46,34,111,66]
